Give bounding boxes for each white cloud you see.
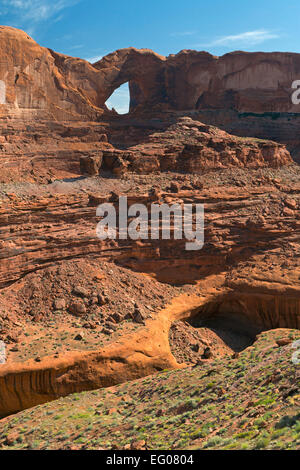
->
[53,14,64,23]
[3,0,81,32]
[85,55,103,64]
[197,30,280,48]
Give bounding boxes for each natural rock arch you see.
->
[92,48,167,112]
[105,82,130,114]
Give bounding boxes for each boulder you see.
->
[69,301,87,317]
[80,153,103,176]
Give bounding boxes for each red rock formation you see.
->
[0,175,299,289]
[92,47,300,161]
[91,48,166,112]
[0,26,106,120]
[0,115,292,184]
[101,117,293,174]
[0,283,299,418]
[92,48,300,113]
[164,50,300,113]
[0,27,299,420]
[0,25,299,176]
[2,26,300,119]
[0,118,111,182]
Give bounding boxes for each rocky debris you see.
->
[100,119,293,175]
[104,321,117,331]
[169,318,263,365]
[169,182,180,193]
[106,408,118,415]
[102,328,113,336]
[74,333,84,341]
[0,256,188,365]
[121,441,147,451]
[191,343,200,352]
[133,306,147,324]
[68,301,87,317]
[276,338,293,347]
[110,312,123,323]
[98,294,109,306]
[82,321,97,330]
[4,432,19,446]
[285,198,298,210]
[282,207,295,217]
[109,191,121,202]
[0,331,20,344]
[80,154,103,176]
[129,440,147,451]
[53,299,66,310]
[202,347,213,360]
[102,150,131,176]
[72,286,89,298]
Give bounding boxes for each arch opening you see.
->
[169,294,300,365]
[105,82,130,115]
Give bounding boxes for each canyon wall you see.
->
[1,26,300,119]
[0,26,106,120]
[1,26,300,164]
[92,48,300,161]
[94,48,300,114]
[0,27,299,418]
[1,284,300,418]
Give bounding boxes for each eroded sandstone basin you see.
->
[0,279,299,418]
[0,26,299,421]
[0,167,299,418]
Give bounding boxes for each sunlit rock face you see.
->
[92,48,300,113]
[1,26,300,164]
[92,48,300,162]
[163,50,300,112]
[0,26,106,120]
[1,26,300,119]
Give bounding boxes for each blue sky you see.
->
[1,0,300,113]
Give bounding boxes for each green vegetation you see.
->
[0,329,299,450]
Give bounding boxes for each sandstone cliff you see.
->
[0,27,299,419]
[0,171,299,417]
[0,26,106,120]
[98,117,292,175]
[1,26,300,119]
[92,47,300,113]
[0,26,300,165]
